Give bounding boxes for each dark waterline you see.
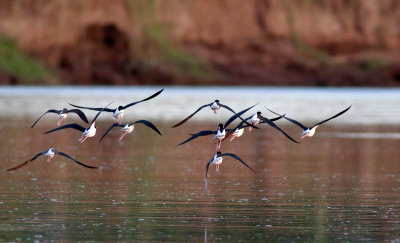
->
[1,119,400,241]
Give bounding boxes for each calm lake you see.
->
[0,87,400,241]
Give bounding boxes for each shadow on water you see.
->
[1,117,400,241]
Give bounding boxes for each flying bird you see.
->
[224,113,284,142]
[205,151,255,194]
[99,120,162,143]
[255,111,299,143]
[266,105,352,139]
[177,104,256,149]
[44,101,114,143]
[31,108,89,128]
[69,89,163,124]
[6,147,97,171]
[172,99,255,128]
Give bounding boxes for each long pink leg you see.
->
[217,139,222,150]
[57,118,64,126]
[79,136,88,143]
[119,132,128,142]
[248,122,255,132]
[118,118,122,125]
[230,136,236,142]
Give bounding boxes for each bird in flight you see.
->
[6,147,97,171]
[266,105,352,139]
[31,108,89,128]
[44,101,114,143]
[177,104,257,150]
[205,151,255,194]
[69,89,163,124]
[172,99,254,128]
[99,120,162,143]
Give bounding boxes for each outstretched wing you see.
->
[6,151,47,171]
[90,101,114,126]
[265,107,307,130]
[131,120,162,136]
[54,150,97,169]
[219,103,258,129]
[98,123,123,143]
[177,130,216,146]
[122,88,164,109]
[172,103,212,128]
[205,158,213,194]
[31,109,60,128]
[44,123,86,134]
[220,153,256,174]
[68,103,114,113]
[224,104,257,128]
[258,115,300,144]
[67,109,89,124]
[313,105,351,128]
[269,114,284,122]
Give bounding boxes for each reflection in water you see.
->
[1,119,400,241]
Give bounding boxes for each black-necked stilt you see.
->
[6,147,97,171]
[44,101,113,143]
[266,105,351,139]
[99,120,162,143]
[69,89,163,125]
[177,104,256,149]
[172,99,255,128]
[205,151,255,194]
[31,108,89,128]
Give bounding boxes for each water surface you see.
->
[1,87,400,241]
[1,119,400,241]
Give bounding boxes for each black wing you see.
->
[223,104,257,128]
[220,153,256,174]
[54,150,98,169]
[98,123,123,143]
[31,109,60,128]
[122,88,164,109]
[258,115,300,144]
[177,130,216,146]
[44,123,86,134]
[68,103,114,113]
[172,103,212,128]
[205,158,213,194]
[269,115,284,122]
[219,103,258,129]
[67,109,89,123]
[222,121,249,142]
[6,151,47,171]
[265,107,307,130]
[312,105,352,128]
[130,120,162,136]
[90,101,114,126]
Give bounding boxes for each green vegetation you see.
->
[127,0,219,82]
[291,33,331,62]
[359,57,385,70]
[288,5,331,62]
[144,24,215,78]
[0,37,54,84]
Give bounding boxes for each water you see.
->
[1,87,400,241]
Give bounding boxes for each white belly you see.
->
[121,125,134,133]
